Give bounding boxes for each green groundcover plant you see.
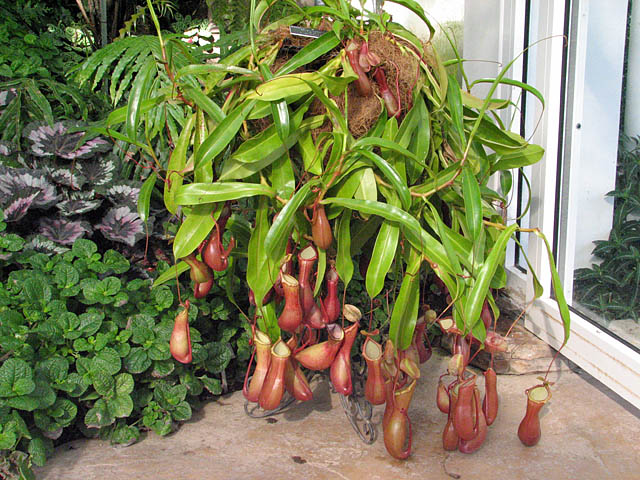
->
[0,209,245,478]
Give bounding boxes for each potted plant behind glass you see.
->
[85,0,571,459]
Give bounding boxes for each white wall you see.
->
[625,1,640,137]
[357,0,463,40]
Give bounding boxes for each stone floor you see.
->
[36,350,640,480]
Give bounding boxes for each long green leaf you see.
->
[465,224,518,331]
[335,209,354,288]
[271,153,296,199]
[25,82,54,126]
[271,100,290,142]
[389,250,422,350]
[354,168,377,214]
[219,116,324,180]
[181,85,225,123]
[264,180,320,259]
[535,231,571,345]
[366,220,400,298]
[172,204,216,259]
[301,78,349,135]
[491,144,545,172]
[322,197,452,277]
[194,99,257,172]
[137,172,156,224]
[425,203,463,276]
[126,56,156,140]
[470,77,545,109]
[466,116,524,153]
[277,31,340,76]
[356,149,411,210]
[407,96,430,183]
[411,162,459,197]
[106,95,165,127]
[447,74,465,147]
[193,109,213,183]
[176,64,258,80]
[514,239,544,299]
[461,165,482,242]
[232,100,312,163]
[90,127,153,155]
[164,114,195,214]
[298,130,323,175]
[246,73,322,101]
[248,197,279,308]
[152,261,190,288]
[460,91,510,110]
[352,137,419,163]
[175,183,275,205]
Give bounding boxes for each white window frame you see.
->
[464,0,640,409]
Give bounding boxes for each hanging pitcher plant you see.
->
[95,0,572,460]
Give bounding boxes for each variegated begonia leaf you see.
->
[0,89,17,113]
[0,141,16,157]
[47,166,87,190]
[0,166,59,209]
[70,190,96,201]
[103,182,141,208]
[24,122,110,160]
[24,234,70,254]
[1,192,40,222]
[39,217,91,245]
[56,198,102,217]
[77,155,118,186]
[96,206,149,247]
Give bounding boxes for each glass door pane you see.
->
[560,1,640,350]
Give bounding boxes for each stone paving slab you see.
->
[36,350,640,480]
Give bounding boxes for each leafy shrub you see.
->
[0,211,247,477]
[0,2,81,81]
[0,121,156,250]
[0,2,107,146]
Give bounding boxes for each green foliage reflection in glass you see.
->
[574,136,640,322]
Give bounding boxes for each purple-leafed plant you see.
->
[24,234,70,254]
[46,165,87,189]
[56,194,103,217]
[24,121,110,160]
[0,120,154,254]
[0,166,59,210]
[0,89,17,114]
[1,192,40,222]
[38,217,91,245]
[0,140,15,157]
[96,206,149,247]
[78,156,117,186]
[102,182,141,207]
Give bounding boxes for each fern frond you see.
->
[119,5,148,39]
[73,36,169,107]
[94,37,159,92]
[110,40,151,103]
[113,52,151,107]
